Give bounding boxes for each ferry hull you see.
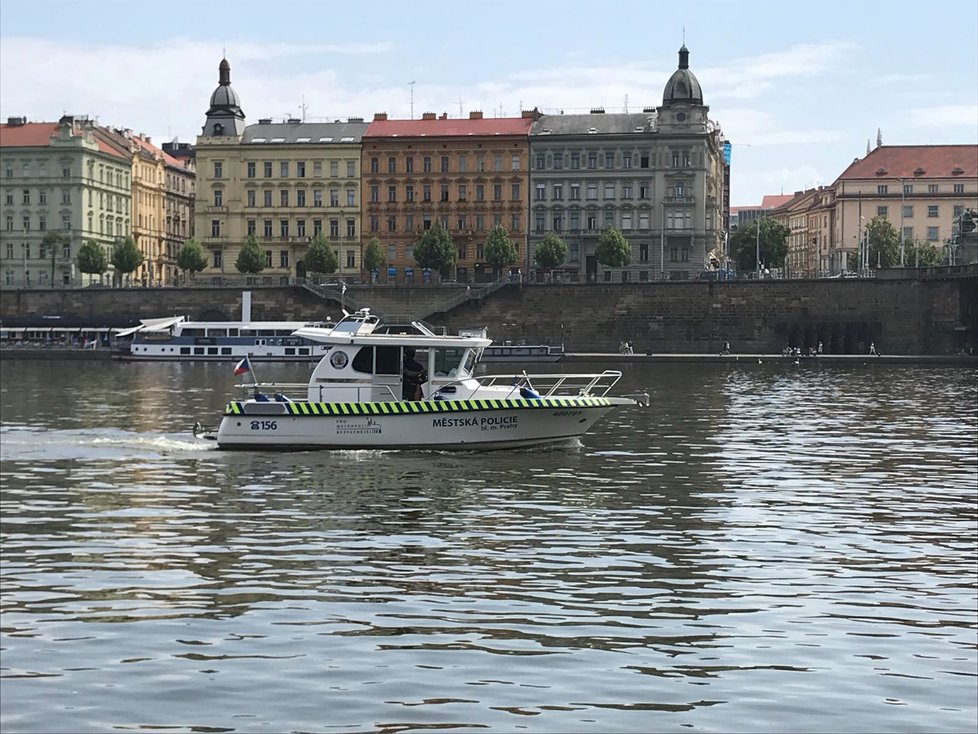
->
[214,396,627,450]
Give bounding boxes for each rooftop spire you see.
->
[219,58,231,86]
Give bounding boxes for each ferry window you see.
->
[221,348,232,355]
[299,348,309,356]
[184,328,205,337]
[207,329,228,337]
[180,347,190,355]
[194,347,205,355]
[228,329,238,337]
[285,348,295,356]
[434,348,465,377]
[208,347,218,355]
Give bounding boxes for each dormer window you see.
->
[913,167,925,176]
[213,123,224,135]
[875,167,888,176]
[952,167,964,176]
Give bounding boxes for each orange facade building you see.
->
[362,111,536,283]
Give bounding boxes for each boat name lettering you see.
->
[249,420,278,430]
[433,415,519,431]
[552,410,583,417]
[336,417,382,435]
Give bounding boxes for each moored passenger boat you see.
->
[196,308,648,451]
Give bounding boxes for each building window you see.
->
[214,250,223,268]
[264,219,273,237]
[553,153,563,170]
[370,185,379,203]
[280,161,289,178]
[297,189,306,206]
[570,154,580,169]
[440,156,449,173]
[877,185,888,194]
[953,183,964,194]
[347,189,356,206]
[22,189,30,205]
[535,184,546,201]
[346,250,355,268]
[493,184,502,201]
[605,152,614,168]
[553,184,563,201]
[281,189,290,207]
[405,214,414,231]
[536,154,545,170]
[280,219,289,237]
[511,155,520,171]
[311,189,321,206]
[247,219,256,235]
[423,156,431,173]
[313,161,322,177]
[330,219,339,238]
[388,216,396,233]
[604,183,615,200]
[623,152,633,169]
[587,153,597,169]
[494,155,502,172]
[370,157,379,174]
[587,183,598,200]
[297,219,306,237]
[330,190,339,207]
[423,185,431,202]
[264,161,273,177]
[388,157,396,174]
[247,190,256,207]
[247,162,256,178]
[313,219,322,236]
[877,206,888,217]
[926,226,939,241]
[927,205,938,217]
[346,218,356,237]
[476,184,484,201]
[297,162,305,178]
[903,205,913,218]
[570,184,580,201]
[440,184,449,202]
[388,185,397,203]
[405,157,414,173]
[511,183,520,201]
[265,250,272,267]
[279,250,289,268]
[214,161,223,178]
[211,220,220,237]
[405,185,414,202]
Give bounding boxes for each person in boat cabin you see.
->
[402,347,426,401]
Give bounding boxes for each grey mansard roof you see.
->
[241,120,371,144]
[530,112,656,137]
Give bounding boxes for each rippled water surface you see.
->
[1,360,976,733]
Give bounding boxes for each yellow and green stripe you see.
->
[225,396,610,417]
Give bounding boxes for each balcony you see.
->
[663,196,695,204]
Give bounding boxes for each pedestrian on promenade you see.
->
[869,341,878,356]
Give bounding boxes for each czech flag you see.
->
[234,357,251,376]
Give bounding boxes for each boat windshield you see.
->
[433,347,476,379]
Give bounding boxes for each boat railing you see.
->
[474,370,624,399]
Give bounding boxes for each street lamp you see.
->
[899,178,906,267]
[755,214,761,278]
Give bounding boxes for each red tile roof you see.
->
[364,116,534,139]
[0,120,129,161]
[761,194,794,209]
[837,144,978,179]
[0,122,60,147]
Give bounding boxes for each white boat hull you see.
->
[214,396,627,450]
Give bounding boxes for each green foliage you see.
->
[483,225,519,276]
[77,240,108,276]
[362,237,385,273]
[304,234,339,275]
[729,219,791,271]
[534,232,567,269]
[41,231,64,286]
[865,216,901,268]
[412,222,456,275]
[111,236,144,282]
[176,238,208,279]
[906,240,942,267]
[595,228,631,268]
[235,235,266,274]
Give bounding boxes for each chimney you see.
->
[590,107,605,114]
[373,112,388,121]
[59,114,75,127]
[6,116,26,127]
[287,118,301,124]
[469,111,483,119]
[439,112,448,119]
[347,116,363,123]
[258,118,272,124]
[421,112,436,120]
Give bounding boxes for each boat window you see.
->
[207,329,228,337]
[257,329,275,336]
[184,328,205,337]
[376,346,401,375]
[208,347,218,355]
[433,347,466,378]
[228,329,238,337]
[194,347,205,355]
[221,347,232,355]
[351,347,374,374]
[180,347,190,355]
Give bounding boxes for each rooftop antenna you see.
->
[409,81,415,119]
[624,94,629,113]
[300,95,308,122]
[458,95,463,116]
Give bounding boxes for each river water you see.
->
[1,360,976,733]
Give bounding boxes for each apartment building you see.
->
[194,59,367,281]
[162,144,196,284]
[362,111,534,283]
[528,46,726,282]
[832,145,978,271]
[0,115,131,287]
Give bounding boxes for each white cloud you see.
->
[907,104,978,129]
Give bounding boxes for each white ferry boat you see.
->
[195,308,648,451]
[119,291,335,362]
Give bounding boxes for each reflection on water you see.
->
[1,360,976,733]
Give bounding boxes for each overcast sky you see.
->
[1,0,975,206]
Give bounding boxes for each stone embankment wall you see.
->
[2,277,975,355]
